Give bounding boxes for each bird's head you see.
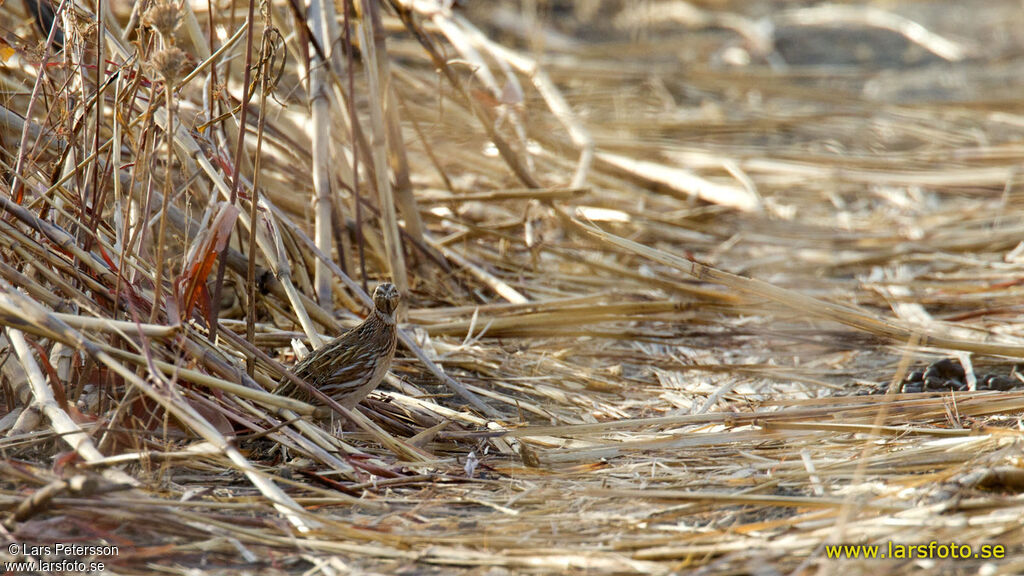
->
[372,282,400,318]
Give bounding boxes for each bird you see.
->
[276,282,400,408]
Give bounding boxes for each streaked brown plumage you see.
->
[277,283,399,408]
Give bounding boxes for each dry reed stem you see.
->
[307,0,334,307]
[357,0,409,299]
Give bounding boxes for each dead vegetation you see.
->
[2,0,1024,573]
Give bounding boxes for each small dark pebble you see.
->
[923,358,965,382]
[979,375,1019,391]
[902,381,923,394]
[861,359,1024,394]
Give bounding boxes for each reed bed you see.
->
[2,0,1024,573]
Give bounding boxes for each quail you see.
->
[277,282,399,408]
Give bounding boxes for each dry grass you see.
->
[2,0,1024,574]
